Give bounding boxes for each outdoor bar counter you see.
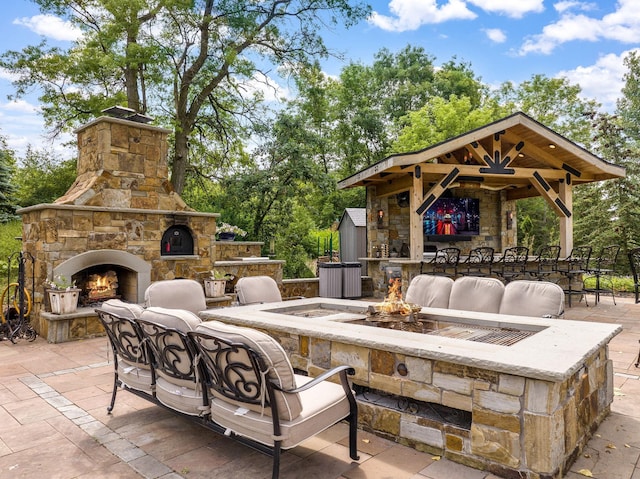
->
[201,298,620,479]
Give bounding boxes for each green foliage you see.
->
[516,198,559,253]
[0,138,18,223]
[393,95,508,152]
[0,220,22,281]
[13,148,76,207]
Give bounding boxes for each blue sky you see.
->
[0,0,639,159]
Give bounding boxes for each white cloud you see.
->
[484,28,507,43]
[468,0,544,19]
[13,14,82,42]
[0,98,73,158]
[369,0,476,32]
[557,49,639,111]
[519,0,640,55]
[554,1,597,14]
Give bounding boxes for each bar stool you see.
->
[460,247,494,277]
[492,246,529,283]
[556,246,592,307]
[421,247,460,277]
[584,245,619,305]
[526,245,561,281]
[628,248,640,304]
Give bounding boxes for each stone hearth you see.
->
[19,115,222,341]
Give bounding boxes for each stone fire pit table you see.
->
[200,298,621,479]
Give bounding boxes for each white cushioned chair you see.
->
[235,276,284,305]
[189,320,359,479]
[405,275,454,308]
[96,299,151,411]
[138,307,205,416]
[144,278,207,314]
[500,280,565,318]
[449,276,505,313]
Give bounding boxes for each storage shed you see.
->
[338,208,367,267]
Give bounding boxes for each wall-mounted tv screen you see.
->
[423,197,480,238]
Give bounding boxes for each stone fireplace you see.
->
[19,115,220,342]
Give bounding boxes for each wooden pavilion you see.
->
[338,112,625,261]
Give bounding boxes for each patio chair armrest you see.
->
[273,365,355,394]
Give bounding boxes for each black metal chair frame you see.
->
[527,245,561,281]
[556,246,592,307]
[492,246,529,283]
[96,308,359,479]
[584,245,620,305]
[95,309,154,412]
[422,247,460,277]
[628,248,640,305]
[460,247,494,277]
[189,330,360,479]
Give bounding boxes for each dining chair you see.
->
[459,247,494,277]
[556,246,592,307]
[421,247,460,277]
[628,248,640,304]
[584,245,620,305]
[526,245,561,281]
[492,246,529,283]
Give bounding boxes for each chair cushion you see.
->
[195,320,301,420]
[144,279,207,313]
[101,299,144,319]
[449,276,505,313]
[235,276,282,304]
[117,359,153,393]
[405,275,454,308]
[500,280,565,318]
[140,307,202,331]
[208,374,351,449]
[155,376,204,416]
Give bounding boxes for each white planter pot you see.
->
[204,279,226,298]
[48,289,81,314]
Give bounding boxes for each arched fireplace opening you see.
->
[53,250,151,305]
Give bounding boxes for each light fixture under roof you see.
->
[548,143,556,149]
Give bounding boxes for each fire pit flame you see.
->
[368,278,421,319]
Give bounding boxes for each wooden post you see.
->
[410,167,424,260]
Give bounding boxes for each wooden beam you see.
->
[416,167,460,216]
[529,171,571,218]
[410,167,424,260]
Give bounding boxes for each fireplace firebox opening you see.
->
[72,265,137,306]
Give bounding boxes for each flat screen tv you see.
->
[423,197,480,241]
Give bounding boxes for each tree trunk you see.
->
[172,129,189,194]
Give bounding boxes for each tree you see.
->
[1,0,371,193]
[392,95,508,152]
[13,147,77,207]
[0,136,17,223]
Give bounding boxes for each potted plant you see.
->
[45,275,81,314]
[204,270,234,297]
[216,222,247,241]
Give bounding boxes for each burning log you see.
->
[86,270,119,300]
[368,277,422,320]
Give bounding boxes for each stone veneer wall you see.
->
[20,204,219,339]
[260,327,613,479]
[367,186,517,257]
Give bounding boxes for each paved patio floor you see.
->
[1,295,639,479]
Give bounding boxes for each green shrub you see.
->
[0,220,23,281]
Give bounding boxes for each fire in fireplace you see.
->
[72,266,133,306]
